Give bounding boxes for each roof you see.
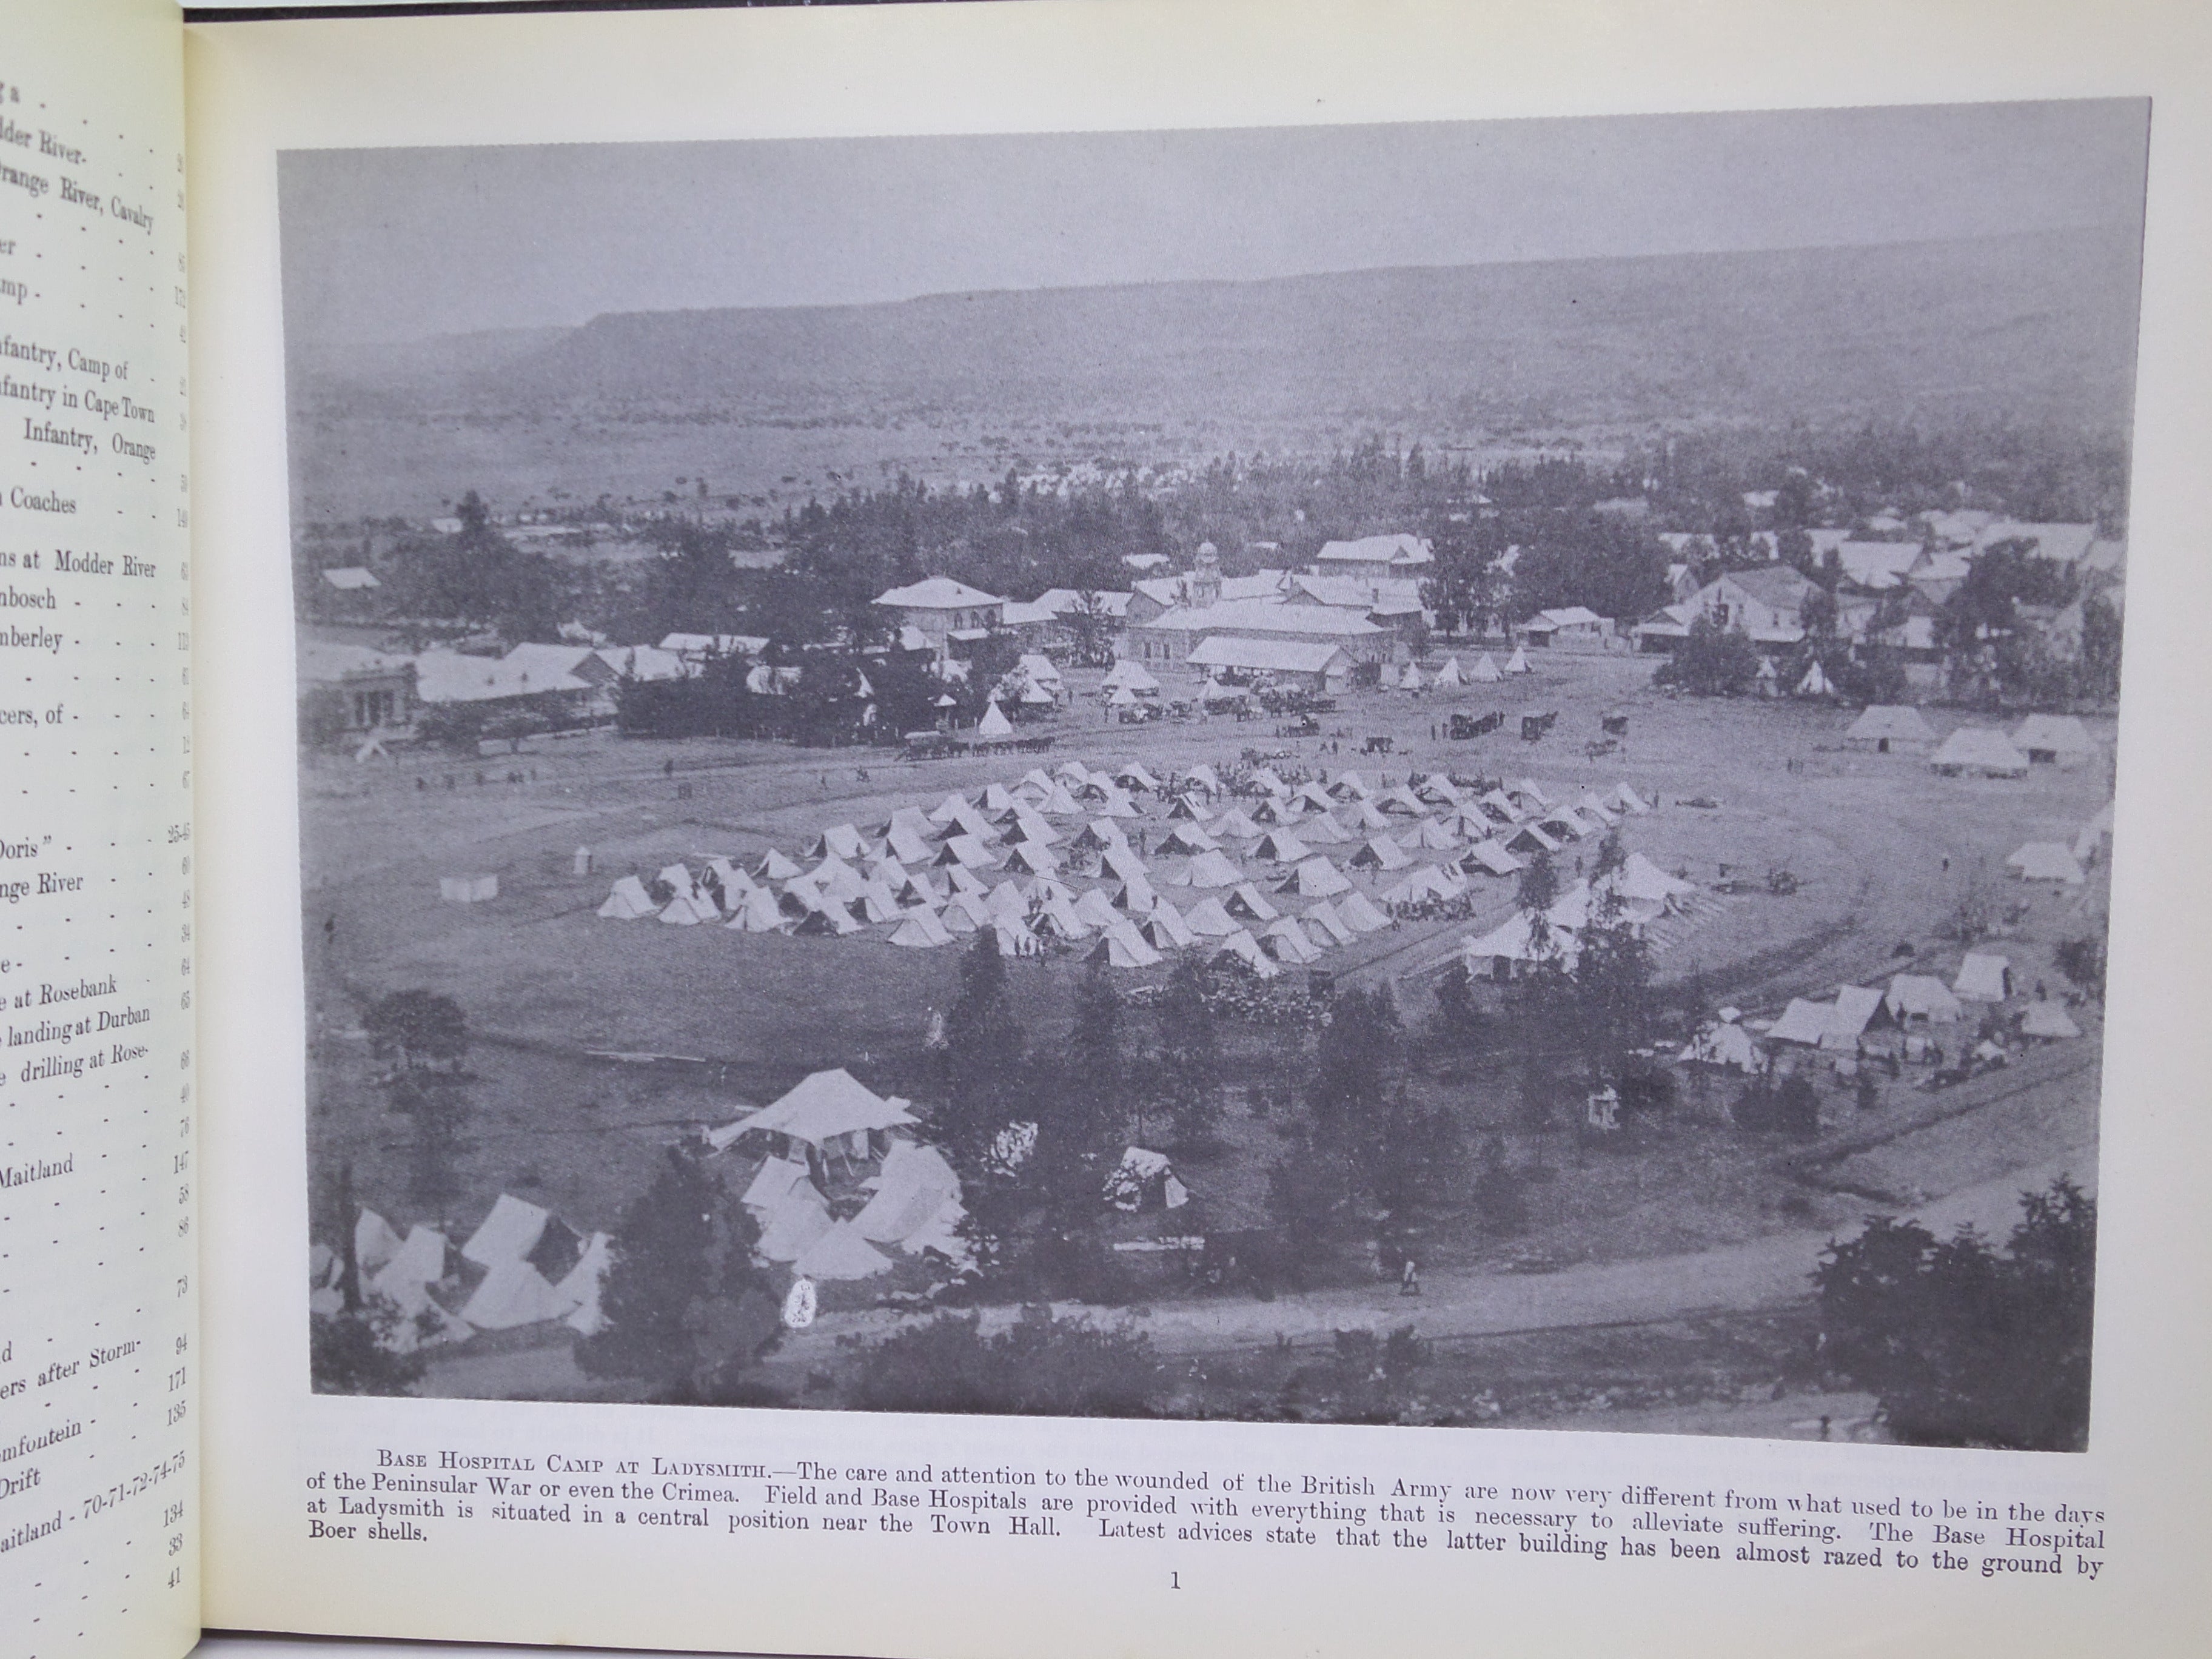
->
[1033,588,1133,617]
[1316,533,1432,568]
[1930,727,2029,773]
[874,577,1003,611]
[740,1069,917,1147]
[997,599,1059,627]
[1847,705,1938,743]
[320,566,380,590]
[1721,565,1819,612]
[297,639,415,686]
[1287,573,1426,613]
[1833,541,1922,590]
[1139,598,1382,640]
[1186,637,1355,675]
[413,648,596,704]
[660,632,768,658]
[1529,606,1606,629]
[1976,521,2098,564]
[2013,713,2094,755]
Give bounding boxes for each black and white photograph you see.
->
[287,102,2139,1449]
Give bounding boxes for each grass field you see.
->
[301,648,2111,1415]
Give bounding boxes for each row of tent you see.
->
[312,1191,613,1351]
[1384,649,1533,691]
[1846,706,2102,772]
[1682,954,2082,1067]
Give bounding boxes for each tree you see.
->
[577,1141,780,1401]
[1654,614,1761,696]
[1432,959,1487,1051]
[310,1304,427,1396]
[1569,835,1658,1085]
[936,934,1028,1175]
[849,1307,1161,1418]
[1151,960,1225,1151]
[363,989,469,1072]
[1032,962,1123,1225]
[1815,1178,2094,1450]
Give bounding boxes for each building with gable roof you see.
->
[871,577,1005,657]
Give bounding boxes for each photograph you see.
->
[285,102,2137,1449]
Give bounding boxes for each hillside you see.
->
[287,227,2142,520]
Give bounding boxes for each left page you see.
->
[0,2,199,1658]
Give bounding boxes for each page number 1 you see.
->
[1169,1572,1180,1590]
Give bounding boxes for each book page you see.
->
[0,2,199,1657]
[188,2,2210,1655]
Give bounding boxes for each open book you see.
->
[7,0,2211,1655]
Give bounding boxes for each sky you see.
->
[278,99,2148,348]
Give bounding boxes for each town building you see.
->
[1313,533,1433,581]
[1185,637,1356,693]
[871,577,1005,657]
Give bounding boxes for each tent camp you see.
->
[2008,841,2086,883]
[792,902,862,937]
[1101,660,1161,695]
[1326,771,1372,800]
[1435,655,1464,687]
[1212,808,1263,840]
[1504,822,1563,857]
[1600,852,1697,910]
[460,1257,571,1332]
[597,876,655,919]
[1470,652,1503,682]
[1248,796,1304,826]
[1156,824,1220,857]
[2013,713,2094,769]
[1296,812,1351,845]
[1606,782,1653,815]
[1504,646,1533,674]
[1400,817,1462,851]
[1460,910,1578,976]
[974,700,1015,740]
[1104,1146,1191,1212]
[1165,793,1213,822]
[1929,727,2029,778]
[462,1194,549,1269]
[1252,831,1313,864]
[1114,877,1160,917]
[1954,953,2014,1002]
[1072,887,1123,928]
[1796,660,1833,697]
[755,1185,834,1262]
[1382,865,1463,907]
[808,824,868,862]
[1276,856,1353,897]
[2020,1000,2083,1041]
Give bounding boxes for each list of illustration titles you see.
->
[304,1439,2108,1586]
[0,31,199,1658]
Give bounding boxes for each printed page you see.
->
[0,2,199,1658]
[187,2,2210,1656]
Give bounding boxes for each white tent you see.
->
[888,910,956,948]
[809,824,868,861]
[754,848,804,882]
[1954,952,2014,1002]
[1679,1021,1768,1073]
[1606,783,1654,815]
[975,700,1015,740]
[354,1208,405,1276]
[2013,713,2095,768]
[1350,836,1412,872]
[1183,897,1239,938]
[1401,817,1461,851]
[1252,831,1312,864]
[1929,727,2030,777]
[1504,646,1533,675]
[756,1184,834,1262]
[1225,882,1280,923]
[460,1257,570,1332]
[1460,839,1526,877]
[1164,850,1243,888]
[1276,856,1352,897]
[1302,900,1358,947]
[1262,916,1324,965]
[794,1219,894,1281]
[1213,928,1281,979]
[2020,1001,2083,1041]
[1885,973,1964,1025]
[368,1225,450,1314]
[657,863,700,901]
[1327,771,1372,800]
[792,902,863,937]
[1141,900,1201,951]
[597,876,655,919]
[1297,811,1351,845]
[1398,662,1425,691]
[1101,660,1162,694]
[1114,877,1160,917]
[461,1194,548,1269]
[1470,652,1503,683]
[659,891,720,925]
[1435,655,1464,687]
[558,1234,613,1336]
[1090,921,1165,970]
[1157,824,1221,857]
[1796,660,1832,697]
[2008,841,2086,884]
[1336,891,1391,933]
[740,1069,917,1147]
[728,886,793,933]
